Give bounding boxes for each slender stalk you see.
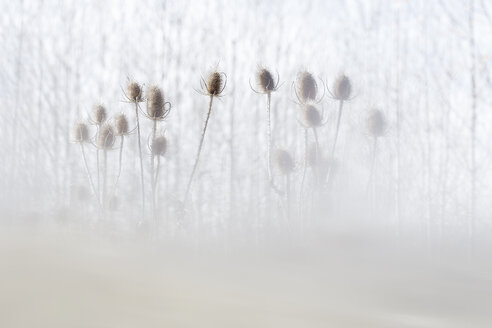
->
[366,137,378,199]
[331,100,344,157]
[79,143,100,209]
[266,92,272,179]
[113,136,124,193]
[102,149,107,214]
[184,95,214,205]
[96,149,100,202]
[285,174,291,222]
[151,120,157,223]
[134,102,145,219]
[299,129,308,211]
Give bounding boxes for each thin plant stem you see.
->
[266,92,272,179]
[103,149,107,215]
[113,136,124,192]
[96,149,100,203]
[184,95,214,205]
[299,128,308,214]
[331,100,344,157]
[134,102,145,219]
[79,143,100,209]
[151,120,157,223]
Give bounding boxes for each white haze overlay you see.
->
[1,0,492,327]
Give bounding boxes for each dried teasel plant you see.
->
[91,104,107,126]
[113,113,131,193]
[329,74,353,157]
[97,124,116,210]
[250,67,281,182]
[366,109,387,193]
[150,135,167,219]
[124,79,146,219]
[144,85,171,223]
[184,69,227,206]
[72,121,99,208]
[294,71,325,104]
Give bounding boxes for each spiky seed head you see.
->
[273,149,295,175]
[73,122,89,143]
[334,75,352,101]
[115,114,129,136]
[367,109,386,137]
[97,124,115,149]
[297,71,317,103]
[257,68,275,93]
[206,71,224,96]
[127,81,143,102]
[146,86,166,119]
[152,136,167,156]
[92,105,107,125]
[303,104,322,127]
[307,143,319,167]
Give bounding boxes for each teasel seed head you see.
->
[97,124,116,150]
[273,149,295,175]
[333,75,352,101]
[302,104,322,128]
[114,113,129,136]
[127,81,143,103]
[146,86,169,120]
[152,135,167,157]
[206,71,225,96]
[367,109,386,137]
[92,105,107,125]
[73,122,89,143]
[257,68,276,93]
[297,71,318,103]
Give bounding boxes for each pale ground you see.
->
[1,225,491,328]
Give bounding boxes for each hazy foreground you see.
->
[1,221,492,328]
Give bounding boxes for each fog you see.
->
[1,0,492,326]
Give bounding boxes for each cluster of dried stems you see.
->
[72,68,387,231]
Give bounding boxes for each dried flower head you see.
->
[146,86,170,120]
[302,104,322,128]
[257,68,277,93]
[114,113,129,136]
[97,124,115,149]
[367,109,386,137]
[205,71,226,96]
[92,105,107,125]
[333,75,352,101]
[274,149,295,175]
[127,81,143,103]
[73,122,89,143]
[152,135,167,156]
[297,71,318,103]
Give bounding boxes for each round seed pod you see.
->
[92,105,107,125]
[73,122,89,143]
[127,81,143,102]
[273,149,295,175]
[97,124,115,150]
[297,71,317,103]
[303,104,322,127]
[152,136,167,157]
[333,75,352,101]
[257,68,275,93]
[367,109,386,137]
[114,114,129,136]
[206,71,224,96]
[146,86,166,119]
